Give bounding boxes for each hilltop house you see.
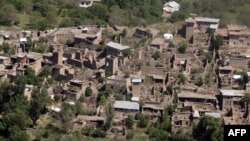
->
[163,1,180,13]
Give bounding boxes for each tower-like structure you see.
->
[53,48,63,65]
[185,18,195,43]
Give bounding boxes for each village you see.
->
[0,1,250,140]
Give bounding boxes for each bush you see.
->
[42,131,49,138]
[155,63,163,67]
[195,77,203,86]
[85,87,93,97]
[152,51,161,60]
[98,77,105,83]
[177,42,187,54]
[92,128,106,138]
[126,130,134,140]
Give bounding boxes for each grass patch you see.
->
[18,13,30,29]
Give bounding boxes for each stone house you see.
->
[227,24,250,48]
[171,111,192,134]
[106,41,130,57]
[10,52,43,74]
[52,65,74,82]
[46,28,74,44]
[74,26,102,50]
[219,89,245,113]
[149,38,165,53]
[131,78,143,102]
[140,66,166,83]
[106,75,130,93]
[73,115,105,131]
[105,55,118,75]
[185,14,220,43]
[133,28,159,39]
[142,101,164,120]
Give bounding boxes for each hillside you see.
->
[0,0,250,30]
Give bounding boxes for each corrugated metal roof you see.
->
[113,101,139,110]
[205,112,221,118]
[164,1,180,9]
[220,89,245,97]
[106,41,130,50]
[132,78,142,83]
[193,110,200,118]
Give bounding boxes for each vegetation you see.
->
[195,77,203,86]
[178,73,187,84]
[243,93,250,105]
[193,116,223,141]
[125,115,134,129]
[0,0,165,29]
[85,86,93,97]
[152,51,161,60]
[168,0,250,27]
[177,42,188,54]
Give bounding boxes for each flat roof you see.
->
[76,115,105,121]
[27,52,43,60]
[210,24,218,29]
[205,112,221,118]
[142,103,164,110]
[220,89,245,97]
[178,91,216,100]
[195,17,220,23]
[0,56,8,60]
[131,78,142,83]
[106,41,130,50]
[113,101,139,111]
[233,75,242,80]
[151,38,165,45]
[70,79,83,84]
[131,97,140,102]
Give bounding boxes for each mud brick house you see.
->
[227,24,250,48]
[185,14,220,43]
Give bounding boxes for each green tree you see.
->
[125,115,134,129]
[178,73,186,84]
[1,43,10,54]
[57,108,75,133]
[25,38,33,52]
[160,112,171,131]
[92,128,106,138]
[193,116,223,141]
[89,4,109,22]
[108,5,129,26]
[171,133,193,141]
[137,113,148,128]
[0,4,18,25]
[152,51,161,60]
[100,95,107,105]
[126,130,134,140]
[85,87,93,97]
[166,85,174,95]
[103,103,114,131]
[9,129,30,141]
[1,111,30,131]
[212,35,223,51]
[29,87,50,125]
[205,52,213,62]
[38,66,52,78]
[178,42,188,54]
[243,93,250,105]
[147,127,170,141]
[195,77,203,86]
